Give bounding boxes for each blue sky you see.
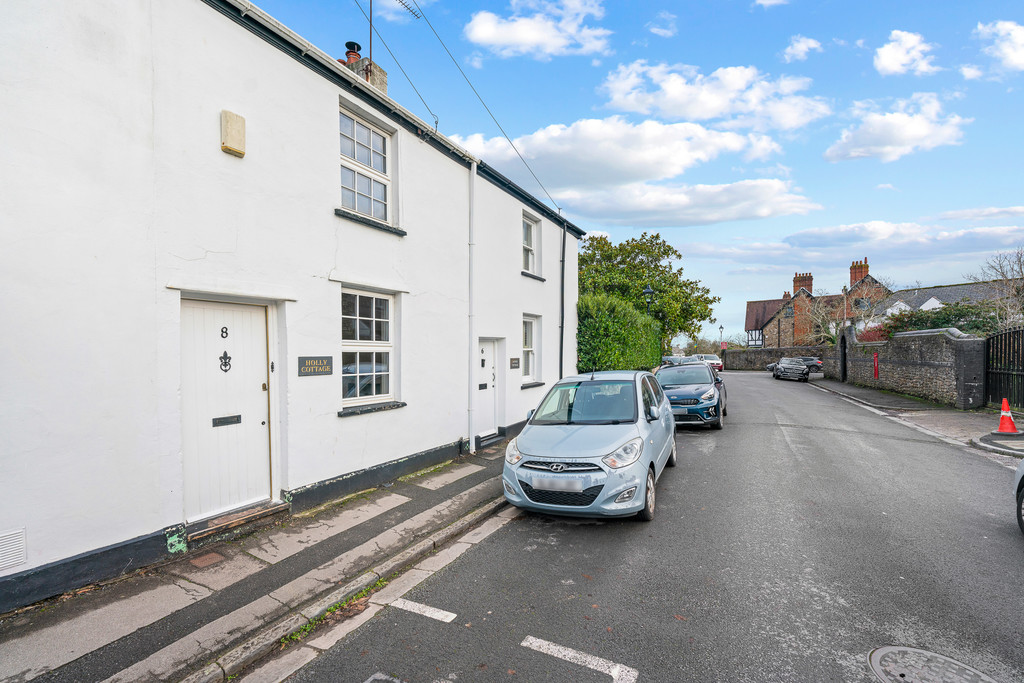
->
[253,0,1024,343]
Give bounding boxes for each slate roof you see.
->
[874,280,1007,314]
[745,298,787,331]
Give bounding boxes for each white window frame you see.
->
[522,316,539,382]
[522,214,540,275]
[340,110,391,223]
[341,289,395,406]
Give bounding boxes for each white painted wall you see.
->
[0,0,579,578]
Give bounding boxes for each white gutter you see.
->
[467,161,478,454]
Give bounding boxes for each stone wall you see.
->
[723,345,828,371]
[823,327,985,409]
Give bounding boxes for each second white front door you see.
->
[473,339,498,438]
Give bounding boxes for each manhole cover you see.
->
[868,646,998,683]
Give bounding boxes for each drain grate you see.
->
[868,646,999,683]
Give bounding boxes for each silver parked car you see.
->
[1015,458,1024,535]
[502,371,676,521]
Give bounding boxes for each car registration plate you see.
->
[532,477,584,492]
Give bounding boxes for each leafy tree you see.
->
[879,301,1000,338]
[579,233,718,350]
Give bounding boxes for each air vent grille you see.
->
[0,528,27,571]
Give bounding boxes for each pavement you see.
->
[1,377,1021,683]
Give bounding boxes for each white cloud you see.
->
[937,206,1024,221]
[959,64,983,80]
[602,60,831,130]
[463,0,612,60]
[450,117,815,227]
[876,183,897,190]
[557,179,820,227]
[874,30,941,76]
[784,35,822,63]
[686,221,1024,263]
[452,116,763,188]
[824,93,970,162]
[977,20,1024,71]
[755,0,788,7]
[648,11,677,38]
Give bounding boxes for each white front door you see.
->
[473,339,497,438]
[181,300,271,522]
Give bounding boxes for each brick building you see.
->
[745,259,889,348]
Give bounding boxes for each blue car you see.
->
[502,371,676,521]
[654,362,727,430]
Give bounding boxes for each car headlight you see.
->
[700,388,716,401]
[602,437,644,469]
[505,438,523,465]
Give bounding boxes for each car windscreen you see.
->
[704,355,721,362]
[531,380,637,425]
[780,358,804,367]
[656,365,713,386]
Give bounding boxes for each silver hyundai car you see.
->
[502,371,677,521]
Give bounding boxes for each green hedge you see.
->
[577,293,662,372]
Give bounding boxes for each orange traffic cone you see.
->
[994,398,1021,435]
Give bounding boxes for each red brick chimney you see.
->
[782,291,791,300]
[793,272,813,294]
[850,257,869,286]
[342,41,362,65]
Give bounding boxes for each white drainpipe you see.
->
[467,160,478,454]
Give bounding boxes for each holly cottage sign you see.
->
[298,356,333,376]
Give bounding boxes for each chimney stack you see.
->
[793,272,813,295]
[782,291,791,300]
[343,41,361,65]
[850,257,869,286]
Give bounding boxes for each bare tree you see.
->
[965,246,1024,329]
[800,277,895,345]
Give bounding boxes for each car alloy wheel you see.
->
[638,468,655,521]
[667,438,677,467]
[711,402,724,430]
[1017,487,1024,536]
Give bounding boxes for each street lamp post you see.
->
[719,324,724,347]
[642,284,654,316]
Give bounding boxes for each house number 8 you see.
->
[221,327,229,338]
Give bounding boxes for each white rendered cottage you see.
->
[0,0,583,612]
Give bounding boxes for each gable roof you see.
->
[875,280,1006,313]
[746,298,786,331]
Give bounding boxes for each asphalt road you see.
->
[288,372,1024,682]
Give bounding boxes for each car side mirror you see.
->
[527,409,535,420]
[647,405,660,421]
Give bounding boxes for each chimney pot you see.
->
[343,40,362,65]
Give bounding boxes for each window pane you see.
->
[371,132,385,153]
[342,351,357,372]
[341,166,356,189]
[356,122,371,146]
[375,374,389,395]
[342,293,357,316]
[340,136,355,159]
[523,321,533,348]
[339,113,354,137]
[343,376,357,398]
[372,200,386,221]
[359,295,373,318]
[374,298,389,319]
[341,188,356,210]
[523,247,533,271]
[359,375,374,397]
[358,319,372,341]
[356,173,371,196]
[371,180,386,201]
[356,144,371,166]
[342,318,356,340]
[523,351,532,376]
[374,320,389,341]
[357,194,371,215]
[376,352,390,371]
[523,222,532,247]
[372,152,385,174]
[359,351,374,371]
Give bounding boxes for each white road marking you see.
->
[391,598,457,623]
[521,635,639,683]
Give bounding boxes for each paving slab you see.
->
[244,492,410,564]
[410,463,484,490]
[0,576,212,681]
[163,544,270,591]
